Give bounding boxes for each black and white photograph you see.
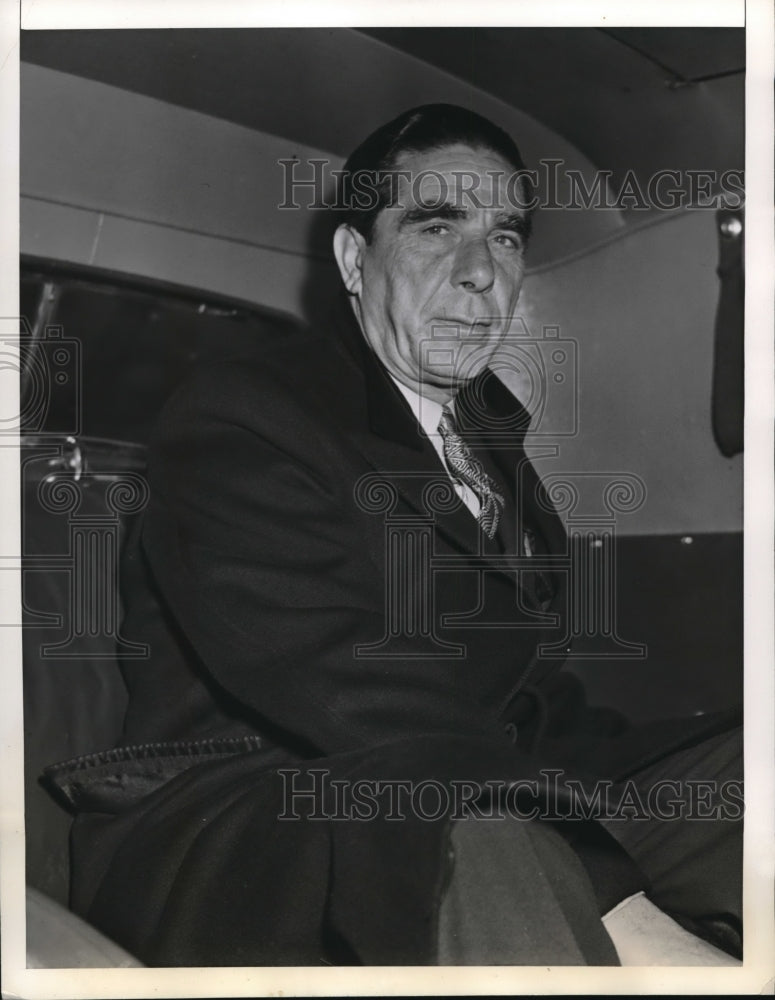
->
[1,1,773,996]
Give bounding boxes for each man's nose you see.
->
[450,237,495,293]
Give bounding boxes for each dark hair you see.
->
[338,103,533,242]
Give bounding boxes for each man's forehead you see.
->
[388,143,525,213]
[392,141,514,173]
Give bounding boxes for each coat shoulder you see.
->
[152,323,365,445]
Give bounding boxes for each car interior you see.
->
[17,26,743,966]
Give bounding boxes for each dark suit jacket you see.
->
[62,294,734,965]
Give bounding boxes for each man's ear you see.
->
[333,224,366,296]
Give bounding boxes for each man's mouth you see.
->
[432,317,493,332]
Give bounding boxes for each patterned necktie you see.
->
[438,405,505,539]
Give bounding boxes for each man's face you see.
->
[336,143,529,404]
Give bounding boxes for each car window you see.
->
[20,266,301,445]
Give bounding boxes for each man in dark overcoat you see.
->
[58,104,742,967]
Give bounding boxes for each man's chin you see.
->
[420,370,485,395]
[414,341,502,396]
[436,350,498,383]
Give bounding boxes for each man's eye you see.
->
[422,224,449,235]
[492,232,522,250]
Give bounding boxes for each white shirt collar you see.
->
[388,375,447,439]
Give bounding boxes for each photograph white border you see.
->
[2,1,772,996]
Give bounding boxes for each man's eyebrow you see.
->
[493,212,531,241]
[398,202,467,228]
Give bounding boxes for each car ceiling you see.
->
[362,28,744,186]
[20,25,743,244]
